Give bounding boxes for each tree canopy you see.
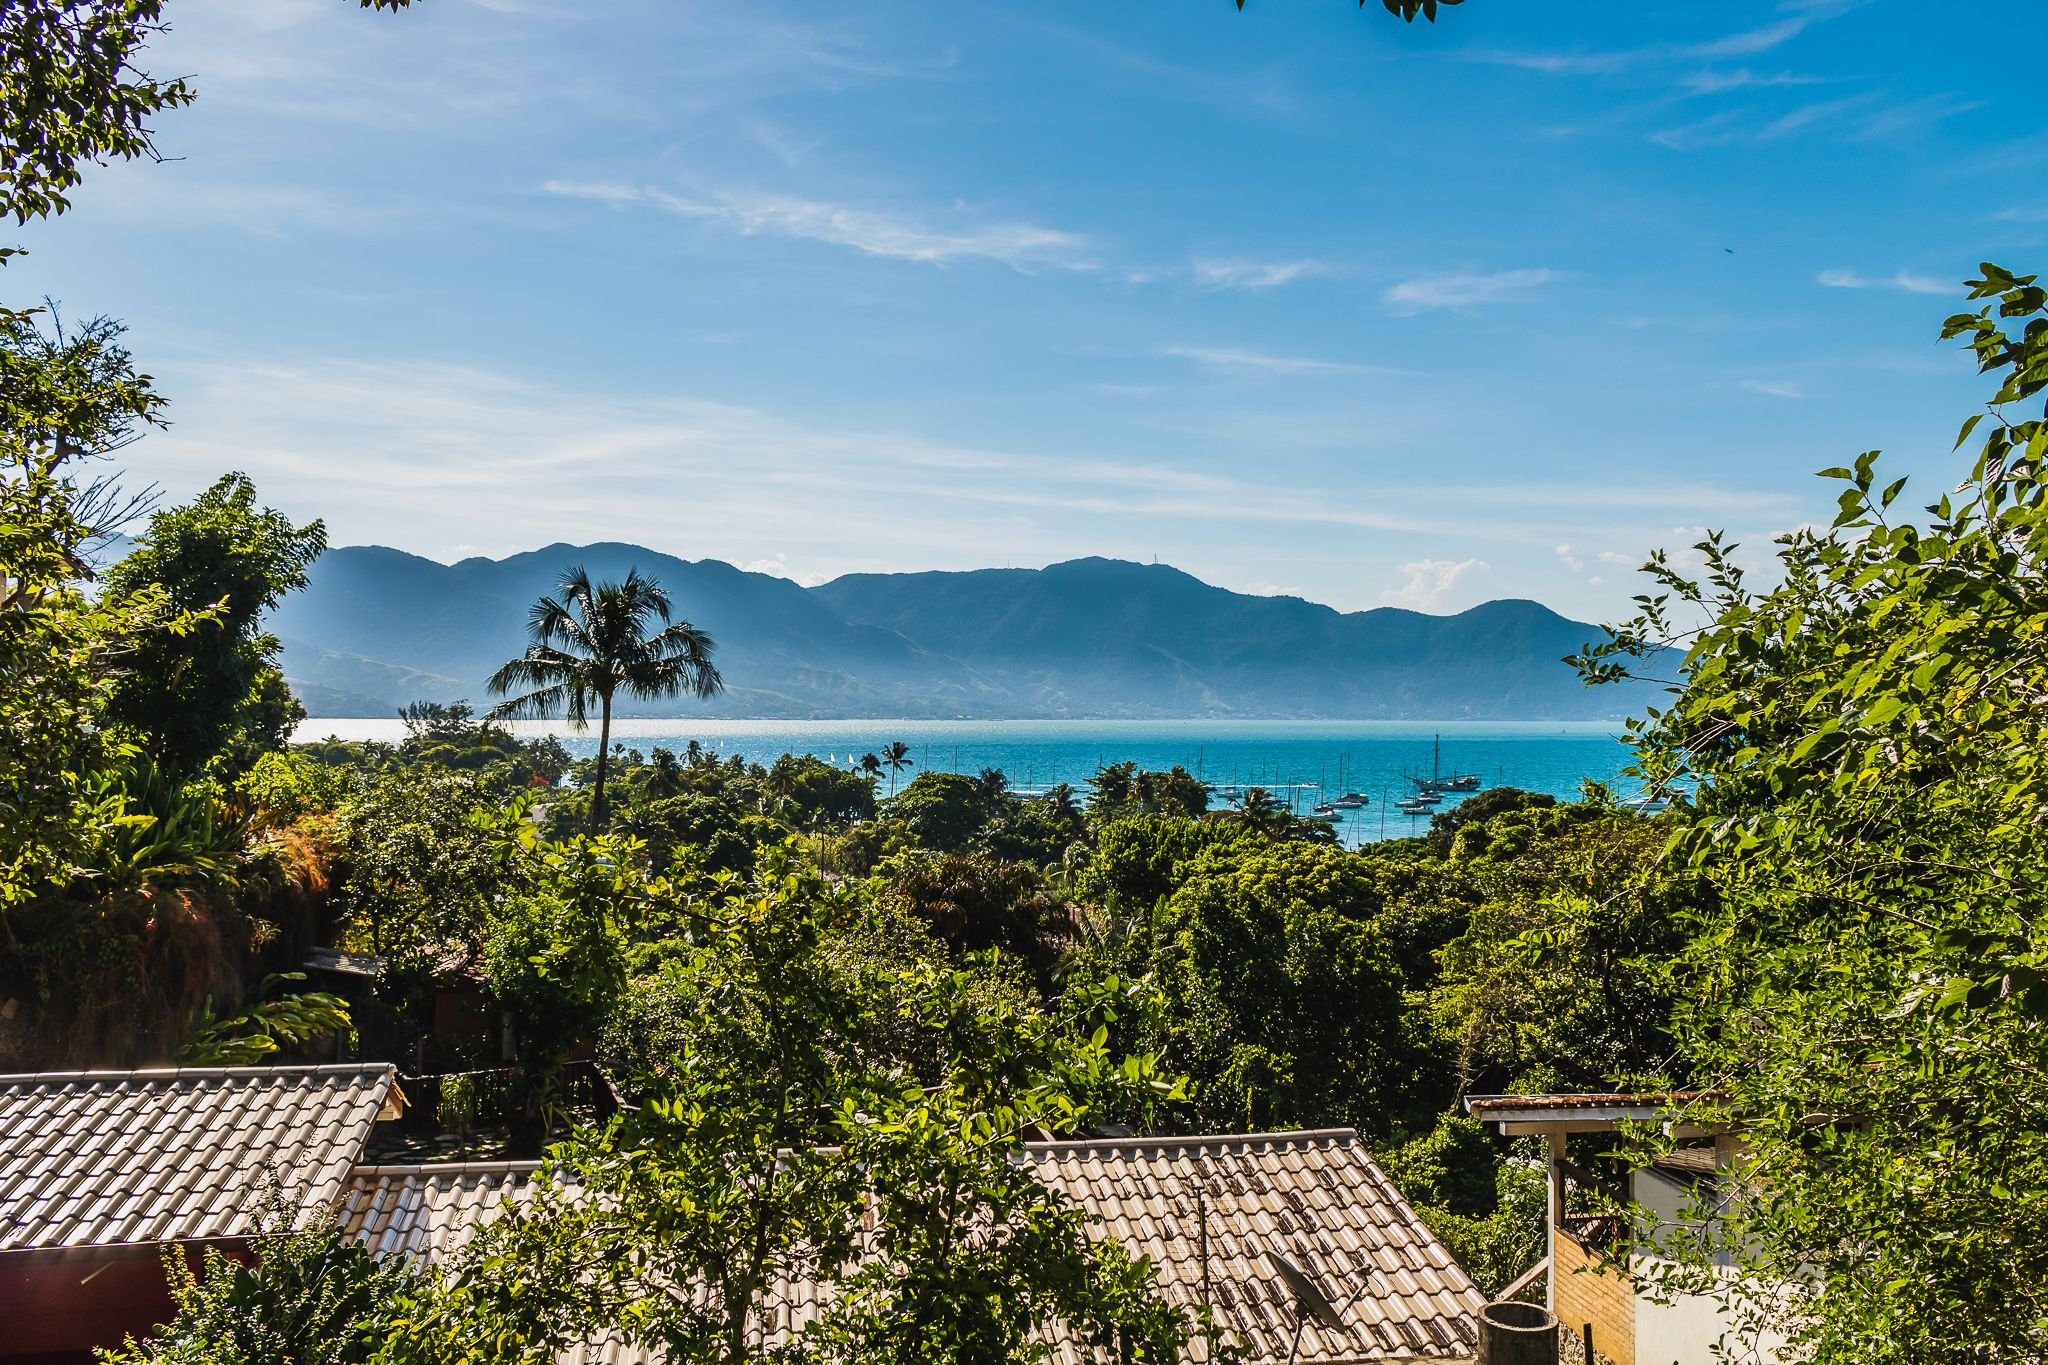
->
[1578,263,2048,1361]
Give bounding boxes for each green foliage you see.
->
[885,849,1072,981]
[178,973,353,1065]
[0,311,173,913]
[1147,840,1410,1133]
[236,749,352,822]
[1085,762,1208,822]
[1424,803,1681,1097]
[390,851,1192,1365]
[0,0,193,226]
[482,839,629,1072]
[1411,1164,1546,1300]
[1377,1113,1545,1297]
[1075,814,1252,914]
[763,751,876,827]
[620,791,759,876]
[883,770,1001,852]
[879,738,915,794]
[974,782,1086,867]
[100,472,325,778]
[76,755,242,891]
[1575,264,2048,1362]
[1424,785,1556,856]
[330,768,508,962]
[102,1213,418,1365]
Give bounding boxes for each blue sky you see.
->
[18,0,2047,619]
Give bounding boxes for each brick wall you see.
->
[1555,1230,1635,1365]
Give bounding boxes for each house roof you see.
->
[338,1128,1482,1364]
[0,1063,400,1255]
[303,945,386,980]
[1463,1091,1720,1134]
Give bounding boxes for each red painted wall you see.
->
[0,1244,241,1358]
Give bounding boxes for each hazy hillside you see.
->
[270,545,1659,720]
[815,558,1638,719]
[272,543,996,720]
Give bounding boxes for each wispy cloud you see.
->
[1382,269,1560,314]
[1191,257,1323,290]
[1651,91,1977,151]
[1162,345,1379,376]
[1461,18,1808,76]
[1381,558,1489,611]
[1678,68,1825,96]
[1739,378,1811,399]
[1818,267,1953,296]
[136,352,1476,576]
[1554,543,1584,572]
[543,180,1091,271]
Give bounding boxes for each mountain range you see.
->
[268,543,1659,720]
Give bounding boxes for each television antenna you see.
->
[1266,1249,1379,1365]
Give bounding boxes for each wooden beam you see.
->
[1498,1254,1549,1303]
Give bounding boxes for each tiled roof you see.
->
[343,1161,544,1264]
[1029,1129,1481,1362]
[1,1063,399,1254]
[303,945,386,979]
[339,1129,1482,1363]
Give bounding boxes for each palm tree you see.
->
[881,740,914,796]
[1230,786,1289,839]
[859,752,883,784]
[486,567,722,829]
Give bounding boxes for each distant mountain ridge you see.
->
[268,544,1658,720]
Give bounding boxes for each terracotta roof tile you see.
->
[0,1064,396,1254]
[340,1129,1481,1363]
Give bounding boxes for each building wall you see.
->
[1555,1231,1635,1365]
[1627,1169,1786,1365]
[0,1246,197,1358]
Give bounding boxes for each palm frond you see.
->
[484,681,573,723]
[490,565,720,730]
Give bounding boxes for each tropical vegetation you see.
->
[9,2,2046,1362]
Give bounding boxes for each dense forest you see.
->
[5,2,2047,1362]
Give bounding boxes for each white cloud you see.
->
[1679,68,1823,96]
[1554,543,1584,572]
[1817,268,1953,295]
[1459,6,1859,78]
[543,180,1091,271]
[1191,257,1323,290]
[133,351,1493,579]
[738,555,828,586]
[1380,558,1489,611]
[1739,377,1811,399]
[1162,345,1379,376]
[1597,550,1634,565]
[1382,269,1560,314]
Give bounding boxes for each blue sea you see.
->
[299,718,1649,845]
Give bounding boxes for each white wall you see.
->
[1629,1169,1785,1365]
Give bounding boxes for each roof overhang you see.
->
[1463,1093,1726,1137]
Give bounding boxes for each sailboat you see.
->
[1405,733,1482,796]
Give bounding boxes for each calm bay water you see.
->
[296,718,1648,845]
